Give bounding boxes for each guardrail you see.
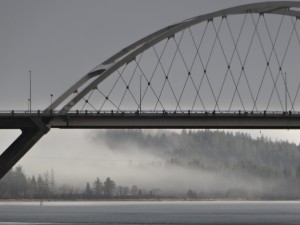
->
[0,109,300,117]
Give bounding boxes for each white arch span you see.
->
[45,1,300,113]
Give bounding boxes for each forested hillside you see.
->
[101,130,300,179]
[1,130,300,200]
[96,130,300,199]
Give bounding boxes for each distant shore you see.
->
[1,197,300,202]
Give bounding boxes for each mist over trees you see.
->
[98,130,300,199]
[100,130,300,179]
[1,130,300,200]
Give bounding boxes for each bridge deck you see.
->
[0,111,299,129]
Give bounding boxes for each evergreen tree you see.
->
[27,176,37,198]
[104,177,115,197]
[36,175,44,198]
[187,189,197,198]
[12,166,27,197]
[296,163,300,179]
[116,185,129,197]
[0,170,13,198]
[85,182,93,198]
[93,178,103,197]
[130,185,139,196]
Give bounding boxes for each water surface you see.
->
[0,201,299,224]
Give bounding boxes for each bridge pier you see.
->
[0,118,49,179]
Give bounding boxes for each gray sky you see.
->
[0,0,281,110]
[0,0,299,183]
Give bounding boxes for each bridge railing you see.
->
[1,110,300,117]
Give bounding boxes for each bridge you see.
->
[1,1,300,178]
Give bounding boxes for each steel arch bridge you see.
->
[1,1,300,178]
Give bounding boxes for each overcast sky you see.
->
[1,0,299,182]
[0,0,284,110]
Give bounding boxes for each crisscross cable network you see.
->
[45,2,300,114]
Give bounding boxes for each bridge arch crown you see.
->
[47,1,300,114]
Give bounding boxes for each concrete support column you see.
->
[0,118,49,179]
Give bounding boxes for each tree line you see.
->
[2,163,299,200]
[0,166,160,200]
[2,130,300,200]
[99,129,300,199]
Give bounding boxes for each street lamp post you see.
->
[29,71,32,113]
[50,94,53,110]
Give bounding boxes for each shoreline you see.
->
[1,198,300,202]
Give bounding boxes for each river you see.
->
[0,201,299,224]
